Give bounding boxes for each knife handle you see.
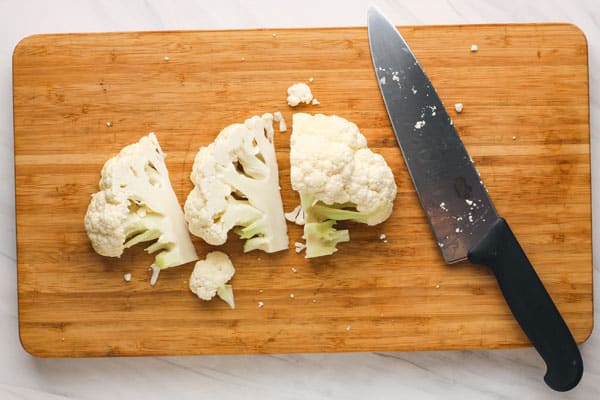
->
[467,218,583,392]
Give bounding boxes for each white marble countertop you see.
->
[1,0,598,398]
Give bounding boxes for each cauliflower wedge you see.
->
[184,114,288,253]
[189,251,235,308]
[290,113,397,258]
[84,133,198,270]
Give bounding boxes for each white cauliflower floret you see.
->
[84,133,198,270]
[84,190,131,257]
[287,83,314,107]
[189,251,235,308]
[184,114,288,253]
[290,113,397,258]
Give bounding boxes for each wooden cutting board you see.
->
[13,24,592,357]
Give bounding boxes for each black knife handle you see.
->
[468,218,583,391]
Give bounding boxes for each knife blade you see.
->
[367,6,583,392]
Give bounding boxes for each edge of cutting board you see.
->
[13,23,593,357]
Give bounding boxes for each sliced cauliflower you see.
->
[84,133,198,270]
[184,114,288,253]
[189,251,235,308]
[290,113,397,258]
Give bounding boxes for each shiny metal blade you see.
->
[367,7,499,263]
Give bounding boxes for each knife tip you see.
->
[367,4,381,20]
[367,5,391,29]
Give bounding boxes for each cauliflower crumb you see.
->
[150,264,160,286]
[290,293,295,299]
[345,325,351,331]
[414,120,426,129]
[312,98,320,105]
[470,44,478,52]
[294,241,307,253]
[258,301,264,308]
[287,83,314,107]
[308,77,314,83]
[512,135,517,141]
[379,233,386,240]
[273,111,287,132]
[455,103,464,113]
[106,121,112,127]
[285,205,301,222]
[163,56,170,61]
[291,267,298,273]
[123,272,132,282]
[285,205,305,225]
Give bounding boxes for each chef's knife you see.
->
[367,7,582,391]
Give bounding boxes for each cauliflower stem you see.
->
[300,193,352,258]
[216,285,235,309]
[304,220,350,258]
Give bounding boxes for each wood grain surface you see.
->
[13,24,592,357]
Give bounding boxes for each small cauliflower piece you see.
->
[290,113,397,258]
[284,204,305,225]
[184,114,288,253]
[189,251,235,308]
[294,241,307,253]
[287,83,313,107]
[273,111,287,132]
[84,133,198,270]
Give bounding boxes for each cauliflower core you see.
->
[290,113,397,258]
[189,251,235,308]
[184,114,288,253]
[84,133,198,270]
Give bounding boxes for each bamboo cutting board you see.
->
[13,24,592,357]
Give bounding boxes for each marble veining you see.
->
[1,0,599,398]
